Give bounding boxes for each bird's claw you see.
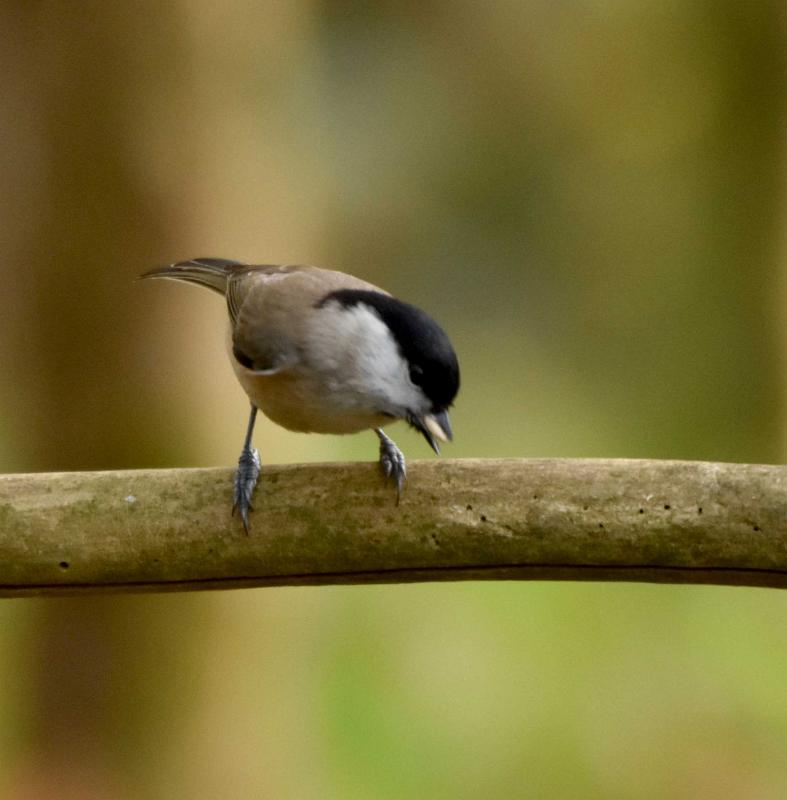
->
[377,431,406,503]
[233,447,261,533]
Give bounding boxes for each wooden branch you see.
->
[1,459,786,596]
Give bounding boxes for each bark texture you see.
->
[1,459,786,596]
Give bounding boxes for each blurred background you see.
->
[1,1,786,797]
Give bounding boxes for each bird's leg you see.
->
[233,404,261,533]
[375,428,406,502]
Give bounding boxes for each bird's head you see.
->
[318,289,459,452]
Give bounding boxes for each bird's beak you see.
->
[410,410,452,454]
[425,410,452,443]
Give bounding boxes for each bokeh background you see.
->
[1,1,787,797]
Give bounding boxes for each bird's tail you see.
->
[139,257,247,295]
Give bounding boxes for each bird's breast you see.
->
[231,361,392,434]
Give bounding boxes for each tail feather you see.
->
[139,257,247,295]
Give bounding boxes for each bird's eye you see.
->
[409,364,424,385]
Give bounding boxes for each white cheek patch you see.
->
[306,302,427,414]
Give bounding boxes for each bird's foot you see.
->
[233,446,261,533]
[376,429,406,502]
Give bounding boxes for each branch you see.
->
[1,459,786,596]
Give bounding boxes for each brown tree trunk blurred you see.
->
[1,5,200,797]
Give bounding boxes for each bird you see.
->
[140,257,460,531]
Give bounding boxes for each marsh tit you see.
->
[141,258,460,531]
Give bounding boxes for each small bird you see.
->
[141,258,460,530]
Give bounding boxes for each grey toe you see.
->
[375,429,406,500]
[233,447,261,533]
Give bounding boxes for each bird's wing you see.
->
[143,259,388,374]
[225,265,306,325]
[228,265,384,374]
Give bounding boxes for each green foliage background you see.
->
[1,1,786,797]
